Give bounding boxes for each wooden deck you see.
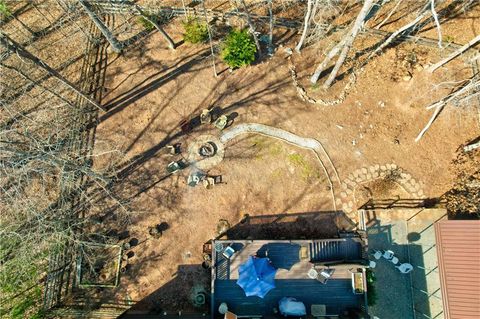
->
[214,278,363,317]
[212,239,366,317]
[228,241,354,280]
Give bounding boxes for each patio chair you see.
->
[382,250,395,260]
[372,250,382,260]
[317,268,335,284]
[390,256,399,265]
[167,160,187,174]
[369,260,377,269]
[200,109,212,124]
[311,304,326,317]
[299,246,309,261]
[307,268,319,279]
[214,115,228,130]
[222,246,235,259]
[396,263,414,274]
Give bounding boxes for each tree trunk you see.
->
[267,0,274,55]
[201,0,217,77]
[296,0,313,52]
[375,0,404,29]
[0,32,105,111]
[237,0,262,57]
[428,34,480,72]
[79,0,122,53]
[430,0,443,48]
[1,63,74,107]
[310,39,346,84]
[134,5,175,50]
[322,0,374,88]
[311,0,374,84]
[368,4,430,59]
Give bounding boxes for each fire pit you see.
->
[187,135,225,170]
[198,142,217,157]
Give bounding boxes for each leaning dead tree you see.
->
[428,34,480,72]
[237,0,262,57]
[79,0,122,53]
[310,0,374,87]
[415,73,480,142]
[296,0,316,52]
[0,32,105,111]
[134,4,175,50]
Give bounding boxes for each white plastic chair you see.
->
[369,260,377,268]
[372,250,382,260]
[390,256,399,265]
[382,250,395,260]
[396,263,413,274]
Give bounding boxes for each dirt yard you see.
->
[91,6,480,312]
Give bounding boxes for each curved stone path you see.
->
[220,123,341,210]
[338,163,425,216]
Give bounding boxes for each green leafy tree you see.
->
[182,18,208,44]
[221,29,257,68]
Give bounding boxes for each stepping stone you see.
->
[361,167,368,174]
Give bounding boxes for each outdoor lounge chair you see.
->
[299,246,309,261]
[390,256,399,264]
[396,263,413,274]
[214,115,228,130]
[316,268,335,284]
[382,250,395,260]
[372,250,382,260]
[200,109,212,124]
[222,246,235,259]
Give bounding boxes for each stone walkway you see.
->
[338,164,425,215]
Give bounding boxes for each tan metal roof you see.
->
[435,220,480,319]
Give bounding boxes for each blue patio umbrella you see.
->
[236,256,276,298]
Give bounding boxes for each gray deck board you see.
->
[214,279,362,317]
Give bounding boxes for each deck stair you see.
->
[309,239,361,262]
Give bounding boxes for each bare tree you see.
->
[237,0,262,57]
[296,0,315,52]
[134,5,175,50]
[415,74,479,142]
[79,0,122,53]
[0,32,105,111]
[201,0,217,77]
[428,34,480,72]
[375,0,404,29]
[310,0,374,86]
[267,0,274,55]
[430,0,443,48]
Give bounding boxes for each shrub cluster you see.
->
[221,29,257,68]
[182,18,209,44]
[366,269,377,306]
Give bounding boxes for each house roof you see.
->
[434,220,480,319]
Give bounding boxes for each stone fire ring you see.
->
[187,135,225,170]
